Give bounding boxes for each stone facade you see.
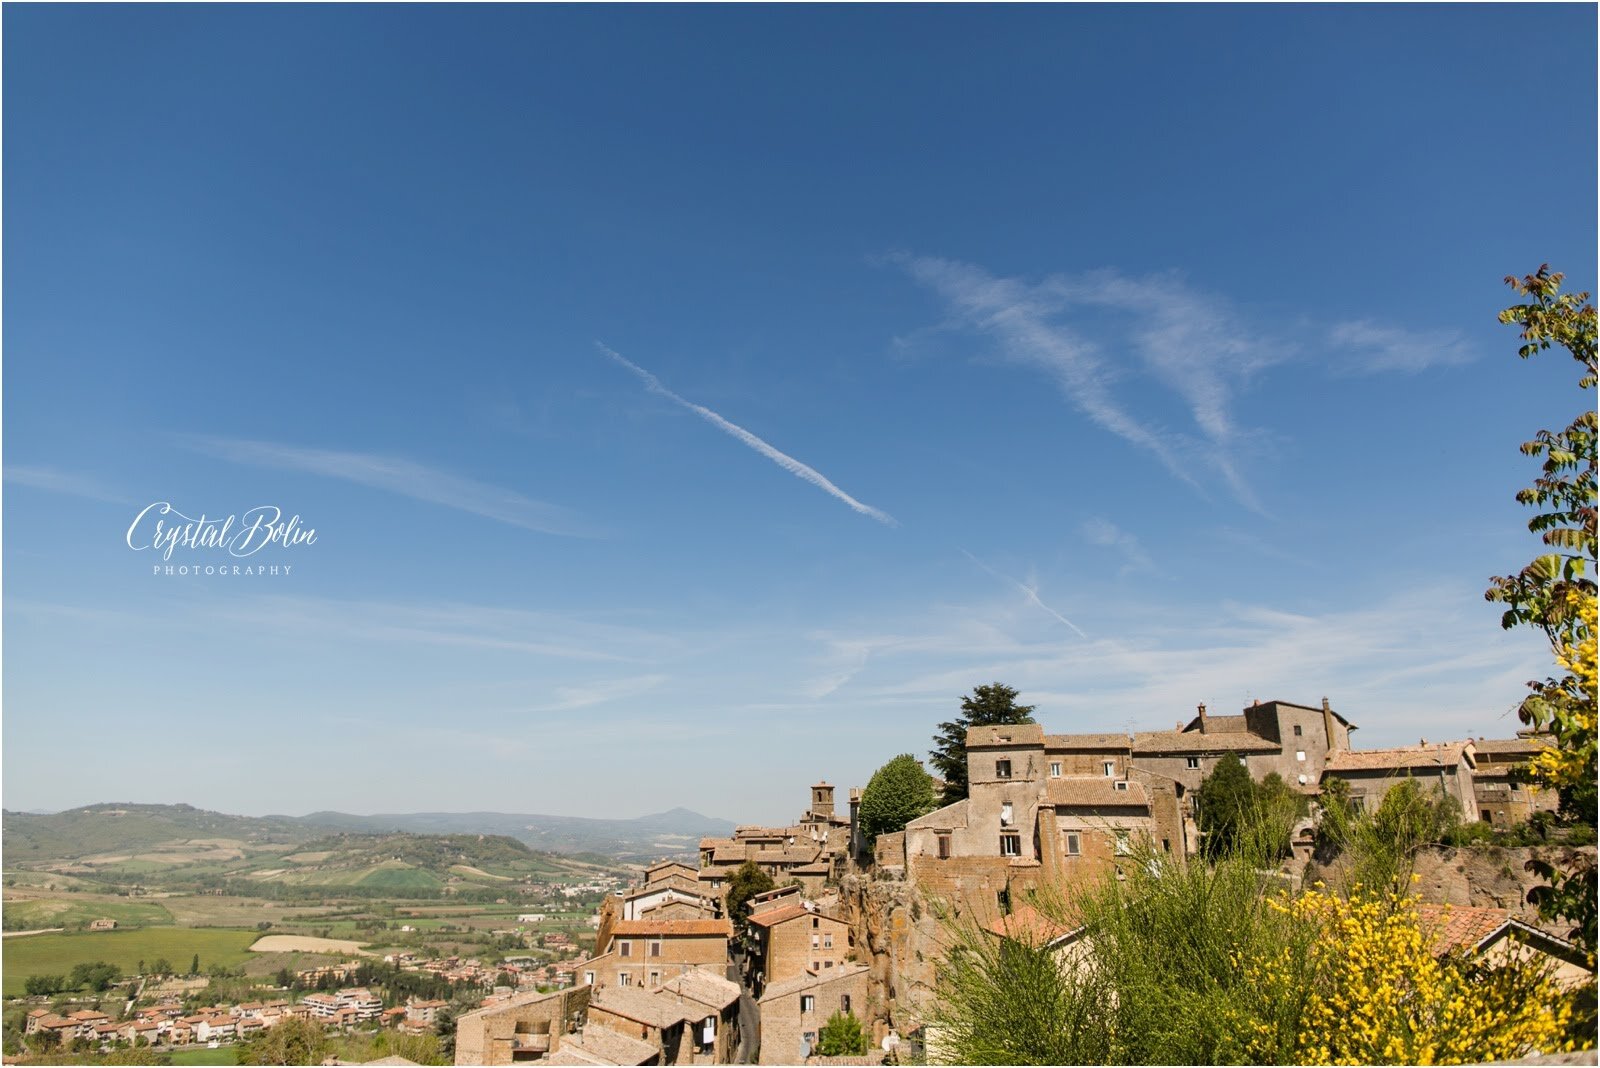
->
[1322,741,1480,819]
[581,918,731,992]
[746,903,855,994]
[452,986,589,1066]
[1471,736,1561,827]
[756,964,870,1066]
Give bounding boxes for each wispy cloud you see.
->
[1080,517,1155,575]
[597,343,897,526]
[896,255,1194,486]
[803,583,1546,747]
[961,549,1088,638]
[177,436,594,537]
[536,673,670,712]
[4,465,131,504]
[1327,320,1473,374]
[895,255,1281,510]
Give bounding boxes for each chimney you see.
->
[1321,697,1341,752]
[1197,703,1208,733]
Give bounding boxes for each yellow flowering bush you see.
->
[1251,887,1571,1065]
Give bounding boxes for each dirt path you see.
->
[2,927,65,938]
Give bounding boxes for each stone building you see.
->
[745,902,856,995]
[453,986,590,1066]
[756,963,870,1066]
[1470,735,1560,826]
[1320,741,1480,818]
[697,784,854,899]
[580,917,732,992]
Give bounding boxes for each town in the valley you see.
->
[12,693,1583,1066]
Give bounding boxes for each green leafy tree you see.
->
[725,860,776,929]
[1485,265,1597,975]
[1316,777,1462,896]
[24,974,66,996]
[816,1010,871,1056]
[930,683,1037,805]
[190,953,200,975]
[240,1015,329,1065]
[149,957,173,977]
[858,754,938,841]
[1195,754,1256,859]
[69,960,119,992]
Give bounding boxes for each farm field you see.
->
[247,934,371,955]
[1,928,257,996]
[170,1047,241,1065]
[2,894,175,931]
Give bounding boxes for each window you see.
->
[1293,724,1303,737]
[1050,762,1062,777]
[618,941,631,958]
[1161,838,1171,853]
[996,759,1012,779]
[812,917,819,928]
[1114,781,1129,791]
[648,940,662,958]
[1114,831,1131,856]
[584,971,596,987]
[812,935,820,949]
[648,971,661,987]
[1000,802,1014,826]
[618,972,632,987]
[1103,761,1116,777]
[1000,834,1021,856]
[1296,751,1305,762]
[801,996,815,1015]
[840,995,851,1014]
[824,960,834,968]
[823,933,833,948]
[937,834,951,859]
[1186,756,1201,770]
[1482,810,1493,822]
[997,888,1010,911]
[1065,833,1081,856]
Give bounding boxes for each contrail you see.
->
[961,549,1088,639]
[598,344,898,527]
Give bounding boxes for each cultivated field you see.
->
[1,928,257,995]
[247,934,371,955]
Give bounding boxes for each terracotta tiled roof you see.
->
[568,1023,660,1065]
[1323,742,1473,773]
[1133,730,1278,754]
[1183,714,1250,734]
[747,903,814,928]
[965,723,1045,748]
[590,985,694,1028]
[985,903,1081,945]
[1416,904,1511,955]
[1046,778,1149,808]
[758,963,870,1003]
[609,917,731,937]
[1472,738,1548,756]
[1044,733,1134,750]
[660,967,741,1010]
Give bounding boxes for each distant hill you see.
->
[3,803,734,866]
[289,806,735,862]
[1,803,316,863]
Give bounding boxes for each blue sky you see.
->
[4,5,1595,825]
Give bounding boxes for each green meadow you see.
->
[2,928,257,995]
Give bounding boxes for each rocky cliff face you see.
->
[837,871,945,1037]
[840,843,1595,1037]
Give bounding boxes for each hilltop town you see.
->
[3,692,1587,1066]
[452,695,1586,1066]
